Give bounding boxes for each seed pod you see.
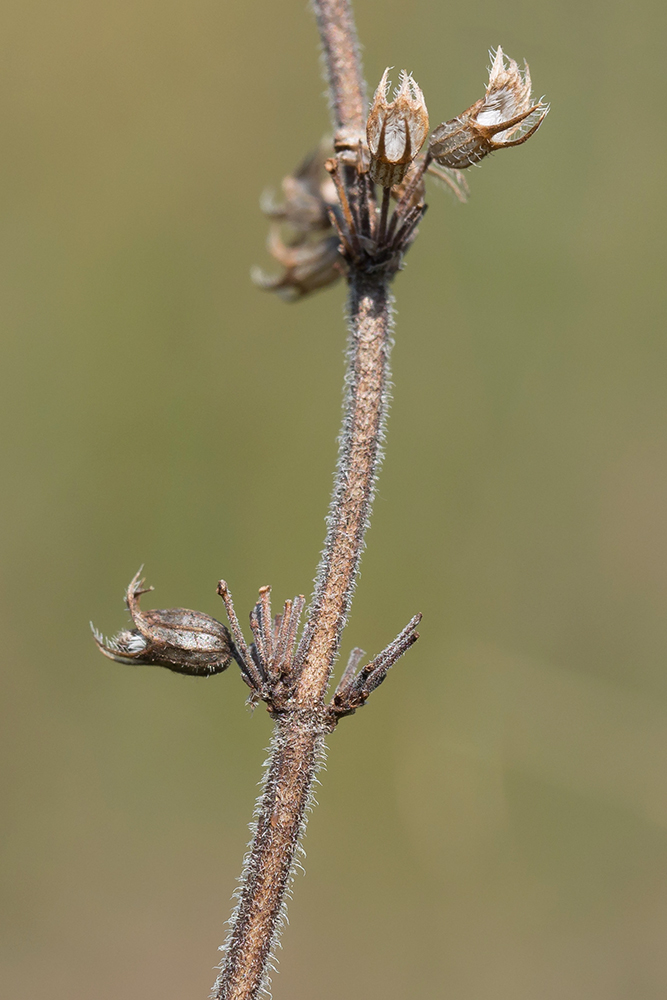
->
[429,47,548,170]
[92,571,236,676]
[366,69,429,188]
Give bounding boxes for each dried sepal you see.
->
[217,581,306,714]
[92,571,236,677]
[328,613,422,723]
[429,46,548,170]
[366,69,429,188]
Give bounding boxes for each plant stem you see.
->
[311,0,367,144]
[378,186,391,245]
[296,274,392,705]
[212,5,392,998]
[212,715,325,1000]
[212,274,391,1000]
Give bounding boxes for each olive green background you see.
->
[2,0,667,997]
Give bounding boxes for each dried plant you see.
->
[93,2,548,997]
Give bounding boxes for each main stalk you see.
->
[213,270,391,1000]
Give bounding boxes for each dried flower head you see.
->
[252,228,344,301]
[429,47,548,170]
[366,69,429,188]
[92,571,236,676]
[253,145,346,300]
[259,145,337,235]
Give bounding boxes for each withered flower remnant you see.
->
[366,69,429,188]
[252,229,344,301]
[254,50,547,299]
[92,571,237,676]
[259,145,337,235]
[253,144,346,300]
[429,46,549,170]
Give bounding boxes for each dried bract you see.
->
[92,571,236,676]
[429,47,548,170]
[215,581,307,715]
[328,613,422,724]
[366,69,429,188]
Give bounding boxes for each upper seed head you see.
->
[429,47,548,170]
[366,69,429,188]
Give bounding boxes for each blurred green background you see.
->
[2,0,667,996]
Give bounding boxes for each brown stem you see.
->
[212,715,325,1000]
[295,274,392,704]
[214,280,391,997]
[212,8,396,1000]
[212,275,392,1000]
[311,0,367,145]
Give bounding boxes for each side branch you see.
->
[311,0,367,145]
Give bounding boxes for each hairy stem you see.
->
[212,715,325,1000]
[296,275,392,705]
[311,0,367,144]
[212,6,393,998]
[213,275,391,1000]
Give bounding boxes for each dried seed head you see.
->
[259,145,337,235]
[252,230,345,301]
[366,69,429,188]
[253,145,345,300]
[92,571,236,676]
[429,47,548,170]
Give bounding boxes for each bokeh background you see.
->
[2,0,667,996]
